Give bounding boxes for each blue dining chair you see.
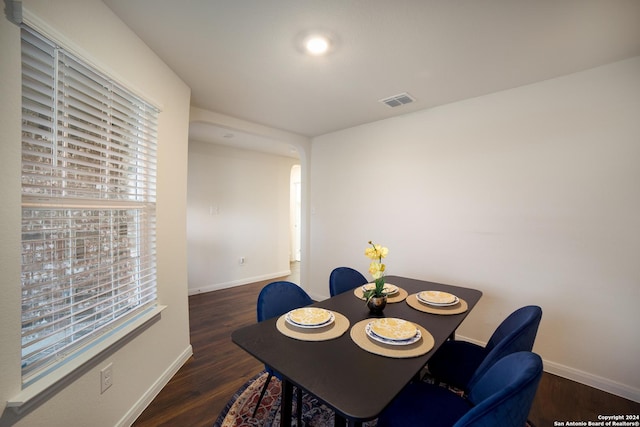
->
[329,266,368,297]
[377,351,543,427]
[252,281,314,421]
[427,305,542,392]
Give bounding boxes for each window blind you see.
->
[20,26,158,383]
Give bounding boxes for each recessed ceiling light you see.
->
[305,35,330,56]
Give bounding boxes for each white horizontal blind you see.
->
[20,26,158,384]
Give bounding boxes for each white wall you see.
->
[187,141,299,294]
[0,1,192,426]
[309,57,640,401]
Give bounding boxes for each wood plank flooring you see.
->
[132,280,266,427]
[133,277,639,427]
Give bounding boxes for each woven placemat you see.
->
[350,319,434,358]
[406,293,468,315]
[276,311,350,341]
[353,284,408,303]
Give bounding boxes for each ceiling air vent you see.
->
[379,92,416,108]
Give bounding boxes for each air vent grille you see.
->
[379,92,416,108]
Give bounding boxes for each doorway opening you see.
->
[290,164,301,263]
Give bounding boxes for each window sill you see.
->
[7,304,167,414]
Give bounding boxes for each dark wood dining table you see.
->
[231,275,483,427]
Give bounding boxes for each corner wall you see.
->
[309,57,640,400]
[0,1,192,425]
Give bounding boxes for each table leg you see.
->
[281,378,293,427]
[296,387,302,426]
[335,413,363,427]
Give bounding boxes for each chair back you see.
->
[467,305,542,390]
[455,352,543,427]
[257,281,314,322]
[329,267,368,297]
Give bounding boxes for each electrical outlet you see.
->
[100,363,113,394]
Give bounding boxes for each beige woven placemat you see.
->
[406,293,468,315]
[353,284,408,303]
[276,311,350,341]
[349,319,434,358]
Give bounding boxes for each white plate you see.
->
[368,318,417,340]
[365,322,422,346]
[417,291,459,307]
[285,308,335,328]
[362,283,399,295]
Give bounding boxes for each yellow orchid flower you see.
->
[364,241,389,301]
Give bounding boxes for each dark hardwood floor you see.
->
[133,277,639,427]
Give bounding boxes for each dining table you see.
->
[231,275,483,427]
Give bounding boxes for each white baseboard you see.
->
[543,359,640,403]
[117,345,194,427]
[456,335,640,403]
[188,270,292,295]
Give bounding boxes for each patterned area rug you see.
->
[213,370,533,427]
[213,371,376,427]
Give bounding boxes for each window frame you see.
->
[12,24,163,407]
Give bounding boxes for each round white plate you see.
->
[365,322,421,346]
[285,308,335,328]
[362,283,399,295]
[417,291,459,306]
[368,318,418,340]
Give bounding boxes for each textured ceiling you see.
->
[104,0,640,141]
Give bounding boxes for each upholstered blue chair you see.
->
[329,266,368,297]
[252,281,314,421]
[427,305,542,392]
[377,351,543,427]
